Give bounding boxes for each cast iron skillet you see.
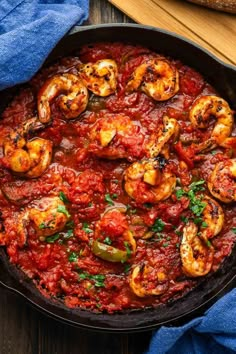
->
[0,24,236,332]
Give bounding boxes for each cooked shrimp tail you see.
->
[38,73,88,123]
[180,221,214,277]
[79,59,118,96]
[189,95,234,152]
[126,58,179,101]
[208,159,236,203]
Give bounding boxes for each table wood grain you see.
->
[109,0,236,65]
[0,1,152,354]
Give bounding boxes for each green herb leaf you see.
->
[91,274,106,287]
[68,252,78,262]
[189,180,205,192]
[59,191,69,203]
[201,221,208,228]
[39,220,55,229]
[124,264,131,274]
[104,194,115,206]
[78,272,105,287]
[124,241,132,258]
[206,240,212,248]
[180,216,189,223]
[152,218,165,232]
[57,204,70,218]
[66,220,74,228]
[63,229,74,240]
[45,233,61,243]
[231,227,236,234]
[104,237,112,245]
[193,217,203,225]
[190,200,206,217]
[143,203,153,209]
[176,189,185,199]
[82,223,93,234]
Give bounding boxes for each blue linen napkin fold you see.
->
[0,0,89,90]
[146,288,236,354]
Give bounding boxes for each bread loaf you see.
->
[186,0,236,13]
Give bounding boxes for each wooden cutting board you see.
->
[108,0,236,65]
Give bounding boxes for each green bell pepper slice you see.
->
[92,240,129,263]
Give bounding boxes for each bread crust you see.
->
[186,0,236,13]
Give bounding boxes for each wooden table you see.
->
[0,1,152,354]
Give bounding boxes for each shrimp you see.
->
[180,221,214,277]
[189,95,234,151]
[88,114,145,160]
[3,119,52,178]
[130,263,169,297]
[208,159,236,203]
[124,158,176,204]
[29,196,70,238]
[37,73,88,123]
[145,116,179,158]
[126,58,179,101]
[79,59,118,97]
[200,196,224,241]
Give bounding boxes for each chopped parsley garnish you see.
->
[201,221,208,228]
[124,241,132,258]
[104,237,112,245]
[124,264,131,274]
[78,272,105,287]
[59,191,69,203]
[127,204,137,214]
[39,221,54,229]
[180,216,189,223]
[176,189,185,200]
[104,193,115,206]
[144,203,153,209]
[193,217,203,225]
[63,229,74,240]
[57,204,70,218]
[45,233,61,243]
[162,243,169,248]
[206,240,212,248]
[82,223,93,234]
[231,227,236,234]
[176,180,206,218]
[152,218,165,232]
[68,252,78,262]
[66,220,74,228]
[189,180,205,192]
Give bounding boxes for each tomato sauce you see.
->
[0,42,235,313]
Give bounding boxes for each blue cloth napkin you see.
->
[0,0,89,90]
[146,288,236,354]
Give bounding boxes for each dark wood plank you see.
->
[0,2,152,354]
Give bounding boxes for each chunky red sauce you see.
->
[0,42,235,313]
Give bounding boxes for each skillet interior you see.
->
[0,24,236,332]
